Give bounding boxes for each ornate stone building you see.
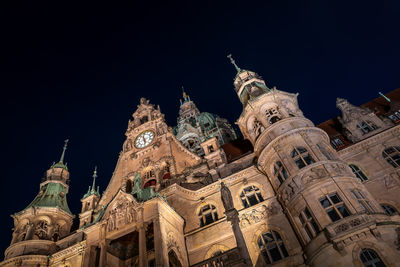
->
[2,57,400,267]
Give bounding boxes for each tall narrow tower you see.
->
[5,140,75,264]
[229,55,400,266]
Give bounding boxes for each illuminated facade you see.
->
[2,58,400,267]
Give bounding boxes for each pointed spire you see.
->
[182,86,190,102]
[91,166,98,192]
[59,139,69,164]
[227,54,241,72]
[379,92,391,103]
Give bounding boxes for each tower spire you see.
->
[227,54,241,72]
[59,139,69,164]
[182,86,190,102]
[91,166,98,192]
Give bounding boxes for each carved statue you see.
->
[220,182,234,211]
[253,119,265,137]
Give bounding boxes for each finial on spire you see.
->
[59,139,69,163]
[91,166,98,192]
[227,54,241,72]
[182,86,189,102]
[379,92,391,103]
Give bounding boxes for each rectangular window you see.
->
[299,207,319,240]
[351,190,375,214]
[319,193,350,222]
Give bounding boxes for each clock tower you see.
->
[96,97,202,209]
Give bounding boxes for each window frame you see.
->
[273,161,289,185]
[382,146,400,168]
[351,189,375,214]
[319,193,351,222]
[291,147,315,169]
[299,207,320,240]
[198,204,218,227]
[257,230,289,264]
[240,185,264,208]
[380,204,398,216]
[349,164,368,182]
[359,248,386,267]
[356,120,377,135]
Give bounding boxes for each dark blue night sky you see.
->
[0,1,399,257]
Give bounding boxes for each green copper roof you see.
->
[198,112,218,131]
[24,182,72,214]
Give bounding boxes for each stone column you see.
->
[153,216,168,267]
[99,241,107,267]
[225,209,253,267]
[99,224,107,267]
[220,182,252,267]
[138,208,148,267]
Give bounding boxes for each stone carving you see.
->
[239,203,281,228]
[301,166,327,184]
[333,217,366,234]
[185,172,213,185]
[124,139,133,152]
[252,118,265,138]
[34,220,48,239]
[280,181,298,205]
[383,175,398,189]
[221,182,234,211]
[107,201,136,232]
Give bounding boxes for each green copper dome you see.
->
[23,183,72,214]
[197,112,218,132]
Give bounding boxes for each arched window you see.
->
[198,204,218,227]
[265,108,281,124]
[349,164,368,181]
[240,185,264,208]
[274,161,288,185]
[140,116,149,124]
[360,249,386,267]
[382,146,400,168]
[257,231,289,264]
[143,169,155,179]
[291,147,314,169]
[381,204,398,216]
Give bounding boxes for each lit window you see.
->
[198,204,218,227]
[357,121,377,135]
[360,249,386,267]
[299,207,319,240]
[143,169,155,179]
[319,193,350,222]
[382,146,400,168]
[257,231,288,264]
[291,147,315,169]
[351,190,375,214]
[240,185,264,208]
[274,161,288,185]
[381,204,398,216]
[349,164,368,181]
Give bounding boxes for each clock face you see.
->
[135,130,155,149]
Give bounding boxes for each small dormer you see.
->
[336,98,393,143]
[201,137,227,167]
